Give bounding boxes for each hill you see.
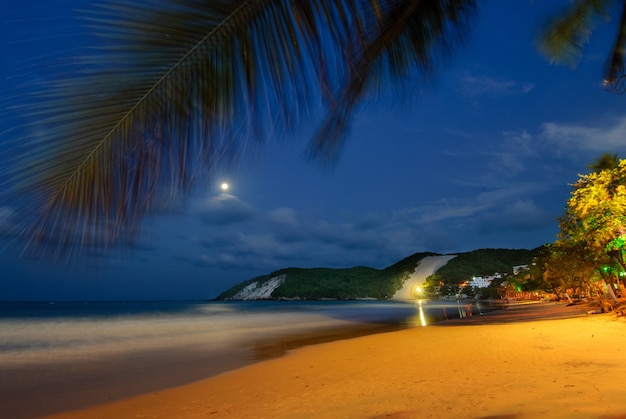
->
[426,248,543,285]
[214,248,544,300]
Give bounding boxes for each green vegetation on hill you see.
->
[271,267,396,299]
[215,249,545,300]
[215,252,437,300]
[426,248,544,286]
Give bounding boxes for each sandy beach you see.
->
[39,302,626,419]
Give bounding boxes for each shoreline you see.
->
[1,299,497,418]
[5,303,616,418]
[1,315,411,419]
[44,304,626,418]
[437,299,592,325]
[39,303,626,419]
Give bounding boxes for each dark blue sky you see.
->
[2,1,626,300]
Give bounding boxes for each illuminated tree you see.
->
[588,152,619,173]
[557,160,626,303]
[544,242,601,300]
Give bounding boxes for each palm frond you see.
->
[538,0,626,88]
[538,0,612,68]
[603,1,626,90]
[6,0,476,254]
[309,0,476,161]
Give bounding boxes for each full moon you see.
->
[220,182,229,191]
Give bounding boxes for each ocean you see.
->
[0,299,491,418]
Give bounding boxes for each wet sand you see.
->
[1,321,404,419]
[39,301,626,419]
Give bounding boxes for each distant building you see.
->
[467,264,533,289]
[469,274,501,288]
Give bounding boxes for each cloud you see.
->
[177,180,555,278]
[500,130,537,157]
[266,207,306,242]
[187,205,401,270]
[438,131,531,179]
[479,130,542,179]
[413,184,546,225]
[502,200,551,230]
[540,116,626,153]
[480,199,551,233]
[267,207,299,227]
[413,199,489,224]
[194,193,256,225]
[462,74,535,97]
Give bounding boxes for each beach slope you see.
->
[43,302,626,419]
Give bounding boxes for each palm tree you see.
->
[539,0,626,93]
[6,0,477,254]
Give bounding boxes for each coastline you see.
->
[37,301,626,419]
[0,299,492,418]
[1,309,410,419]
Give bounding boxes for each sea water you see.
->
[0,300,492,364]
[1,301,406,365]
[0,300,490,418]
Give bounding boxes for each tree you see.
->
[438,283,453,298]
[588,153,620,173]
[460,284,474,299]
[7,0,477,253]
[543,242,598,299]
[539,0,626,93]
[556,159,626,303]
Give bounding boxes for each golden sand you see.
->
[42,303,626,419]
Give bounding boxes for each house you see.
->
[469,274,501,288]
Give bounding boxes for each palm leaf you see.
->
[7,0,476,254]
[604,2,626,92]
[309,0,475,161]
[538,0,626,91]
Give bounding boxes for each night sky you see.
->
[2,1,626,301]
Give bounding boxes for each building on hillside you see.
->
[469,274,501,288]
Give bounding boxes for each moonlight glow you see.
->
[220,182,229,191]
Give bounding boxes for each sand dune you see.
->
[42,302,626,419]
[393,255,456,300]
